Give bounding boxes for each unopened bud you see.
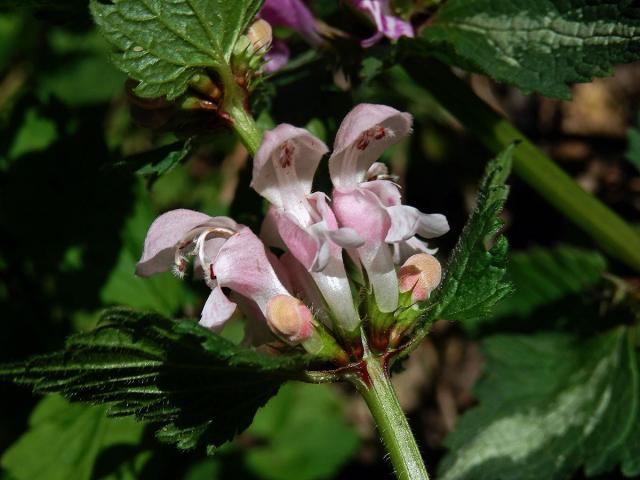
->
[398,253,442,303]
[266,295,313,344]
[246,19,273,54]
[233,19,273,73]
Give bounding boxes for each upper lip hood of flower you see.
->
[329,103,412,190]
[135,209,238,277]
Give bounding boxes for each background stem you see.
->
[402,59,640,273]
[352,355,430,480]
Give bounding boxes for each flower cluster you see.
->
[258,0,413,72]
[137,104,447,361]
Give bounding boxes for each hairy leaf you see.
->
[0,308,309,454]
[419,0,640,99]
[420,145,513,330]
[1,396,143,480]
[90,0,263,99]
[439,328,639,480]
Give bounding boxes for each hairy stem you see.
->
[218,67,262,156]
[351,354,430,480]
[401,59,640,273]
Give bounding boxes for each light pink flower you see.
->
[329,104,449,312]
[136,209,313,344]
[252,125,364,333]
[349,0,414,47]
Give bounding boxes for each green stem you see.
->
[401,59,640,273]
[226,97,262,156]
[218,67,262,156]
[351,354,430,480]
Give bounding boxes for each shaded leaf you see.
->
[245,383,360,480]
[1,396,143,480]
[0,308,309,454]
[439,327,639,480]
[491,245,606,320]
[418,0,640,99]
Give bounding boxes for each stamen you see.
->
[173,226,236,276]
[172,257,187,279]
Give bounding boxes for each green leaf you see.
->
[90,0,263,100]
[117,139,193,181]
[492,245,606,320]
[1,396,143,480]
[100,187,193,316]
[8,109,57,160]
[439,327,639,480]
[245,383,360,480]
[418,0,640,99]
[0,308,309,454]
[421,145,513,331]
[626,118,640,173]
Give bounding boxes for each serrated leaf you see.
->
[1,396,143,480]
[439,327,639,480]
[419,145,513,332]
[0,308,309,453]
[479,245,607,329]
[418,0,640,99]
[90,0,263,99]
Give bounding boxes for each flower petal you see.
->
[332,188,391,243]
[310,255,361,331]
[392,236,438,264]
[136,209,236,277]
[358,241,398,312]
[259,0,321,45]
[361,179,402,207]
[199,286,237,331]
[417,213,450,239]
[350,0,414,45]
[329,104,412,189]
[385,205,422,243]
[273,210,322,271]
[280,252,332,326]
[213,227,289,315]
[252,124,329,214]
[328,227,365,249]
[263,39,290,73]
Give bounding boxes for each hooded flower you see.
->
[349,0,414,47]
[252,125,364,334]
[136,209,313,344]
[329,104,449,312]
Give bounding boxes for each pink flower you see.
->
[258,0,321,73]
[329,104,449,312]
[252,125,364,334]
[136,209,313,345]
[349,0,414,47]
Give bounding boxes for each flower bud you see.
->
[266,295,314,344]
[246,19,273,54]
[398,253,442,303]
[233,19,273,73]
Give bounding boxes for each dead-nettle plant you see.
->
[0,0,510,477]
[6,0,640,479]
